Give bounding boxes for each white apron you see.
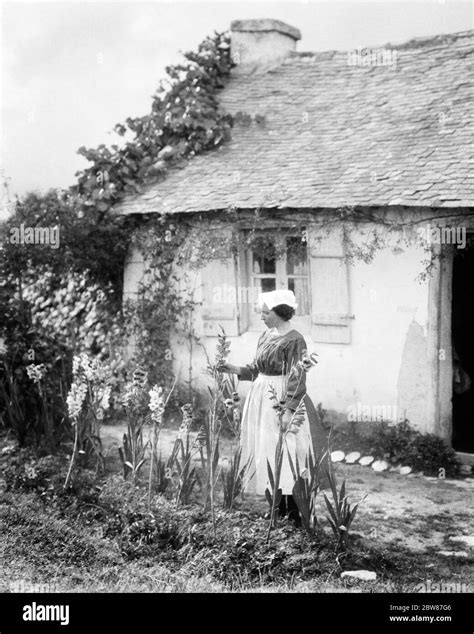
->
[240,373,313,495]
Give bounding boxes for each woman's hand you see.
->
[280,409,293,431]
[217,362,240,375]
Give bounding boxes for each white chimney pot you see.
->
[230,19,301,74]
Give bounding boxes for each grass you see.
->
[1,432,472,594]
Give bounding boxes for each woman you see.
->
[220,290,326,525]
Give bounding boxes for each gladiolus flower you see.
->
[25,363,46,384]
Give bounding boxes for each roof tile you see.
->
[115,30,474,215]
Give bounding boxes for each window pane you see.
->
[288,278,310,316]
[252,238,276,274]
[256,278,277,293]
[286,237,308,275]
[252,253,276,275]
[253,277,276,312]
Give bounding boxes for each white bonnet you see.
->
[257,290,298,311]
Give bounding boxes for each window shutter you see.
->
[200,237,248,337]
[123,246,145,301]
[308,224,352,344]
[236,246,250,333]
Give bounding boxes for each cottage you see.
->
[115,19,474,460]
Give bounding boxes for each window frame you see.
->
[245,230,311,333]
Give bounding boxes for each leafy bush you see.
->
[408,433,460,476]
[368,420,459,477]
[0,285,72,446]
[2,449,66,493]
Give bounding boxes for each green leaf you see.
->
[347,503,359,527]
[324,493,339,527]
[264,488,273,508]
[327,466,339,506]
[340,480,346,502]
[326,516,338,538]
[266,459,275,491]
[287,449,297,480]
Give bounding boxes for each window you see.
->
[246,231,311,330]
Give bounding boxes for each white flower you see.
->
[66,381,88,421]
[121,381,139,409]
[148,385,164,423]
[98,385,111,411]
[72,355,81,377]
[82,355,95,382]
[178,404,193,438]
[25,364,46,384]
[90,357,109,382]
[72,353,108,383]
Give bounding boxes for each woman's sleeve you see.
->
[284,337,307,412]
[237,362,259,382]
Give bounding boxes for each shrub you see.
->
[2,449,66,493]
[409,433,460,476]
[0,289,71,447]
[368,420,459,477]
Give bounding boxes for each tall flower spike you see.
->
[25,363,46,384]
[66,381,88,422]
[288,403,307,435]
[179,403,194,437]
[149,385,165,423]
[215,328,231,368]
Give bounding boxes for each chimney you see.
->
[230,19,301,74]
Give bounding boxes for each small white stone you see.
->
[439,550,469,558]
[341,570,377,581]
[399,466,412,475]
[345,451,361,464]
[448,535,474,549]
[331,450,345,463]
[359,456,374,466]
[372,460,389,472]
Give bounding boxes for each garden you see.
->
[1,326,472,595]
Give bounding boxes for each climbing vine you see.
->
[73,31,235,219]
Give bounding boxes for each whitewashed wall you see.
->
[124,220,435,433]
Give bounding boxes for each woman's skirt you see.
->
[240,373,314,495]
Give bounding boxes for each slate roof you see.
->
[115,30,474,215]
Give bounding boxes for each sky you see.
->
[0,0,472,215]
